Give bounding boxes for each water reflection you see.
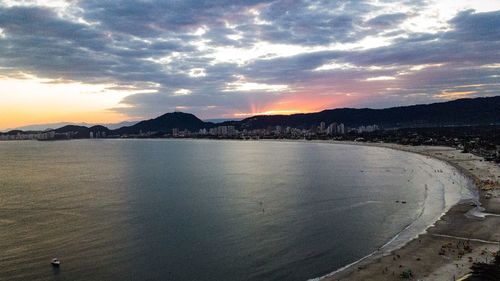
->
[0,140,473,281]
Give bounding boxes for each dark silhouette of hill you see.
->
[114,112,213,134]
[52,125,111,138]
[54,125,90,138]
[2,96,498,136]
[237,96,500,129]
[3,130,40,135]
[54,125,89,133]
[88,125,112,134]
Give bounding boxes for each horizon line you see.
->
[1,96,497,133]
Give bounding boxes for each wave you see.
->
[308,148,478,281]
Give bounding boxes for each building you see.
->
[319,122,326,133]
[337,123,345,134]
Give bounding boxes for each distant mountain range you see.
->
[203,118,242,123]
[4,121,138,132]
[2,96,499,136]
[234,96,500,130]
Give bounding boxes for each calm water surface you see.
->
[0,140,474,281]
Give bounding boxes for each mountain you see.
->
[3,122,91,132]
[54,125,90,133]
[114,112,213,134]
[237,96,500,129]
[204,118,242,123]
[2,96,498,137]
[3,120,138,132]
[1,129,41,135]
[53,125,90,138]
[104,121,138,130]
[52,125,112,138]
[89,125,112,135]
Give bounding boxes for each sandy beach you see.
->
[318,142,500,281]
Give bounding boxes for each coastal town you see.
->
[2,122,499,164]
[1,0,499,280]
[0,101,498,281]
[3,120,498,280]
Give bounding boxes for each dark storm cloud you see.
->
[241,6,499,72]
[447,9,500,41]
[344,10,500,67]
[0,6,102,45]
[230,8,499,108]
[0,1,498,118]
[253,0,378,45]
[94,2,495,109]
[365,13,408,28]
[114,87,282,118]
[0,4,201,86]
[78,0,274,37]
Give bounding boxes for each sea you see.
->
[0,139,476,281]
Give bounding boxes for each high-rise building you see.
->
[326,122,338,135]
[337,123,345,134]
[319,122,326,133]
[275,125,282,134]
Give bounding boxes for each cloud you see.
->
[0,1,498,119]
[365,13,408,28]
[448,9,500,41]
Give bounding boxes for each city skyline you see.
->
[0,0,499,129]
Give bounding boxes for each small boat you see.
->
[51,258,60,267]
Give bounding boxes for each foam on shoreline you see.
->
[307,142,479,281]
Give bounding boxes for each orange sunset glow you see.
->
[0,0,498,130]
[0,74,136,129]
[0,1,499,281]
[231,91,361,117]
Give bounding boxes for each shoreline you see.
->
[161,138,497,280]
[11,138,499,280]
[314,141,500,281]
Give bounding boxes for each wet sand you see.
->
[322,143,500,281]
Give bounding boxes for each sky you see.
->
[0,0,499,129]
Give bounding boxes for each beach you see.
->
[1,139,498,281]
[321,142,500,281]
[7,139,461,281]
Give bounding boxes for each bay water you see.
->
[0,140,474,281]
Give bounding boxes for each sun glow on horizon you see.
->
[0,73,147,130]
[0,0,497,129]
[230,91,361,118]
[233,109,306,117]
[224,76,289,92]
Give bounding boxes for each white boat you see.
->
[51,258,60,267]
